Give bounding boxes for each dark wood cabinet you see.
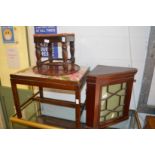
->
[86,65,137,128]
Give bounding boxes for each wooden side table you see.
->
[10,66,89,128]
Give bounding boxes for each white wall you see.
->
[58,26,150,109]
[28,26,150,121]
[59,26,131,68]
[127,27,150,109]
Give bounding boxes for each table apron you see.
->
[10,78,81,91]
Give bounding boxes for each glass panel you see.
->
[108,84,121,93]
[120,96,125,105]
[100,100,106,110]
[106,112,118,121]
[119,111,123,117]
[115,106,123,112]
[117,89,125,96]
[100,82,127,123]
[107,95,119,110]
[100,110,109,117]
[101,86,109,99]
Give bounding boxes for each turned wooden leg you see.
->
[62,42,68,71]
[70,41,75,64]
[35,43,42,67]
[48,43,53,64]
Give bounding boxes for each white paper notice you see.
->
[6,48,20,68]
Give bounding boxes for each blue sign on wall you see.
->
[34,26,57,34]
[34,26,58,58]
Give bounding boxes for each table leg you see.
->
[11,80,22,118]
[38,87,43,115]
[75,89,81,128]
[39,87,43,98]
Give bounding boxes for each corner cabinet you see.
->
[86,65,137,128]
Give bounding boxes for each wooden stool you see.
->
[34,33,80,76]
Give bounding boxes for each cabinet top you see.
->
[87,65,137,78]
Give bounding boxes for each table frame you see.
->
[10,69,88,128]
